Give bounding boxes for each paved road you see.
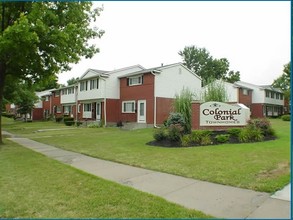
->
[3,131,291,219]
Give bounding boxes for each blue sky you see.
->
[58,1,290,86]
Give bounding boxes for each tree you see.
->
[0,2,104,144]
[13,84,39,122]
[178,46,240,86]
[272,62,291,114]
[67,77,79,86]
[272,62,291,101]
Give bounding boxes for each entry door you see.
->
[96,102,101,120]
[137,100,146,123]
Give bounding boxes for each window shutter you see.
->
[127,78,129,86]
[141,75,144,84]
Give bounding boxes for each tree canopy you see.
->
[178,46,240,86]
[272,62,291,101]
[0,1,104,144]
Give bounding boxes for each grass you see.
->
[2,117,290,193]
[0,139,210,218]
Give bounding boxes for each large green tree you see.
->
[178,46,240,86]
[272,62,291,102]
[0,2,104,144]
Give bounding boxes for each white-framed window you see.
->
[280,94,284,100]
[90,78,99,90]
[83,103,92,112]
[56,106,62,113]
[271,92,275,99]
[55,91,60,97]
[67,87,74,94]
[80,81,88,91]
[242,89,248,95]
[276,93,280,99]
[63,105,71,114]
[265,91,270,98]
[45,96,49,101]
[128,75,143,86]
[122,101,136,113]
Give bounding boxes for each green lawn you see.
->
[2,117,290,193]
[0,139,210,218]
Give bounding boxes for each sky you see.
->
[58,1,291,86]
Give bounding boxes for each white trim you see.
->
[137,100,146,123]
[122,100,136,113]
[128,75,143,86]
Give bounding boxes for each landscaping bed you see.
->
[148,129,277,148]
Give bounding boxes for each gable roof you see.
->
[79,69,110,80]
[118,63,201,80]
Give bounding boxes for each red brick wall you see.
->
[42,98,51,113]
[156,97,174,124]
[191,102,200,130]
[119,73,155,124]
[32,108,43,120]
[251,103,264,118]
[106,99,119,123]
[238,89,252,107]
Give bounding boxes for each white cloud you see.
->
[58,1,290,86]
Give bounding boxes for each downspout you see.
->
[49,94,52,115]
[75,84,78,122]
[103,78,107,127]
[151,70,159,128]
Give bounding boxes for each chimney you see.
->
[161,63,163,67]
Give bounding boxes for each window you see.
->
[128,76,143,86]
[271,92,275,98]
[80,81,88,91]
[276,93,280,99]
[63,105,71,114]
[122,101,136,113]
[56,106,61,113]
[265,91,270,98]
[45,96,49,101]
[242,89,248,95]
[55,91,60,97]
[90,79,99,90]
[68,87,74,94]
[280,94,284,100]
[83,103,92,112]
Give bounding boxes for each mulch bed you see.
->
[147,130,277,148]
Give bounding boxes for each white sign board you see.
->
[200,102,250,126]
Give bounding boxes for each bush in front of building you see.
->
[239,126,264,143]
[2,112,15,118]
[215,134,230,143]
[55,116,63,123]
[281,115,290,121]
[64,117,74,126]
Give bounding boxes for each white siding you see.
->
[78,79,106,101]
[155,64,201,99]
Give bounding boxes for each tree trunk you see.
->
[0,62,6,145]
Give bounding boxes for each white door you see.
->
[137,100,146,123]
[96,102,101,120]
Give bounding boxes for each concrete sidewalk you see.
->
[4,131,290,219]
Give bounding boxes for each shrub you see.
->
[239,127,264,143]
[76,121,83,127]
[227,128,242,138]
[201,135,212,146]
[215,134,230,143]
[282,115,290,121]
[173,88,193,134]
[181,135,191,147]
[55,116,63,123]
[248,118,272,136]
[166,113,185,128]
[2,112,15,118]
[153,127,168,141]
[167,124,184,142]
[190,130,212,144]
[64,121,75,126]
[117,120,123,127]
[87,123,100,128]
